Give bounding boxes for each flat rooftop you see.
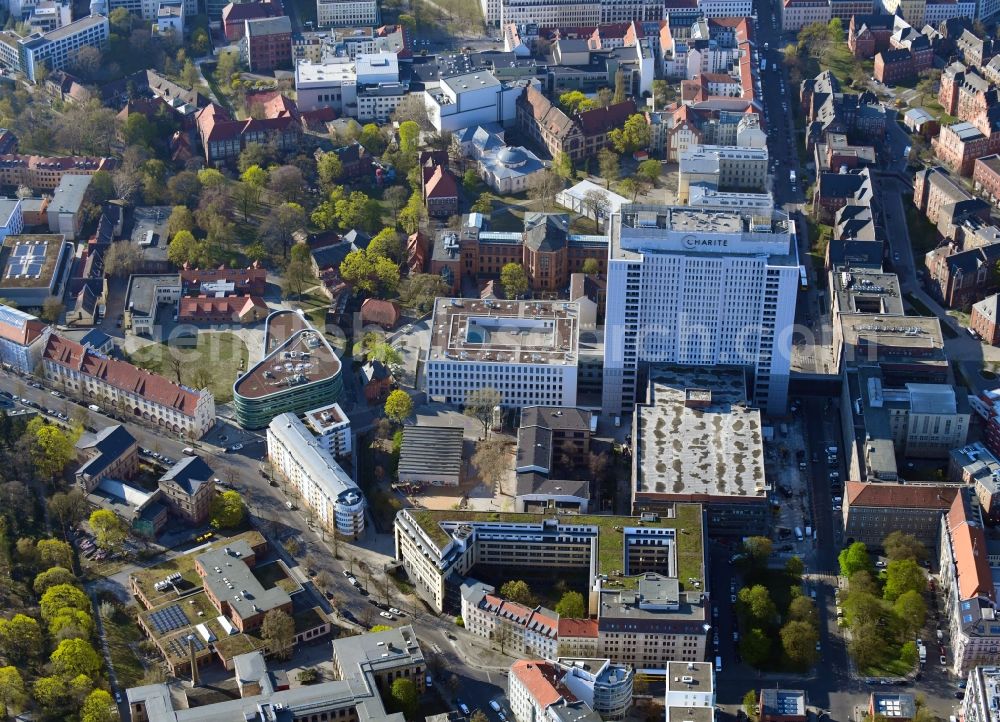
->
[125,274,179,317]
[234,310,342,400]
[428,298,579,366]
[635,366,766,499]
[302,401,349,433]
[402,504,705,592]
[0,234,65,288]
[197,542,291,622]
[839,314,947,358]
[832,269,903,315]
[295,58,356,84]
[666,661,714,692]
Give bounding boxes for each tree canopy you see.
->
[499,580,534,606]
[384,390,413,425]
[838,542,871,578]
[555,591,586,618]
[210,490,245,529]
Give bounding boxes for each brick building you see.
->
[875,48,917,84]
[195,97,300,166]
[971,294,1000,344]
[427,213,607,294]
[359,298,400,328]
[848,14,896,58]
[517,85,636,164]
[195,540,292,633]
[925,242,1000,308]
[974,154,1000,207]
[158,455,215,524]
[242,15,291,72]
[221,0,282,41]
[421,164,458,218]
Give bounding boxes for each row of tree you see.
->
[839,534,930,673]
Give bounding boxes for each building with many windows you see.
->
[602,204,799,416]
[961,666,1000,722]
[42,334,215,438]
[233,310,343,429]
[0,303,49,373]
[940,488,1000,677]
[394,503,705,621]
[665,662,715,722]
[843,481,959,550]
[267,412,365,537]
[316,0,379,27]
[0,154,113,191]
[424,297,580,408]
[677,144,769,203]
[301,402,352,457]
[157,455,215,524]
[0,14,109,82]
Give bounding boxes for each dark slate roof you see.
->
[76,425,136,480]
[311,243,350,271]
[828,239,884,268]
[80,329,111,349]
[521,406,592,433]
[516,423,552,471]
[343,229,371,251]
[159,455,214,495]
[523,213,569,252]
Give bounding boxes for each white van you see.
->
[183,447,195,455]
[795,527,804,541]
[490,702,502,713]
[87,404,100,412]
[715,656,722,672]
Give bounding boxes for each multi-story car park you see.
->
[233,310,343,429]
[424,298,580,408]
[602,204,798,417]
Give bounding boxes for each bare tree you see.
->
[464,387,502,439]
[582,189,611,232]
[528,169,564,211]
[472,438,510,494]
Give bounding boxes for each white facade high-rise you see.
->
[602,204,798,416]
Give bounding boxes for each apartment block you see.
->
[961,666,1000,722]
[664,663,715,722]
[267,413,365,537]
[950,442,1000,522]
[939,488,1000,678]
[42,334,216,439]
[0,154,113,191]
[301,402,352,457]
[781,0,832,31]
[602,204,798,416]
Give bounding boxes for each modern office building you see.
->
[602,204,798,416]
[632,366,769,536]
[0,199,23,244]
[677,144,769,203]
[424,71,525,133]
[233,310,343,429]
[42,334,216,439]
[394,503,705,617]
[46,173,92,240]
[0,14,109,82]
[0,233,74,307]
[294,57,357,114]
[267,412,365,537]
[424,298,580,408]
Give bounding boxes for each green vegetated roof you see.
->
[406,505,704,591]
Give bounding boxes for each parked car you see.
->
[379,611,394,620]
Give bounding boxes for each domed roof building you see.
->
[473,127,547,194]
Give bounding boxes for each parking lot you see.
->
[766,405,817,558]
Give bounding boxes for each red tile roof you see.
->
[845,481,958,509]
[360,298,401,326]
[180,266,267,296]
[424,165,458,200]
[556,618,598,638]
[576,99,637,135]
[510,661,571,709]
[42,334,206,416]
[0,315,46,347]
[947,491,995,602]
[178,295,268,322]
